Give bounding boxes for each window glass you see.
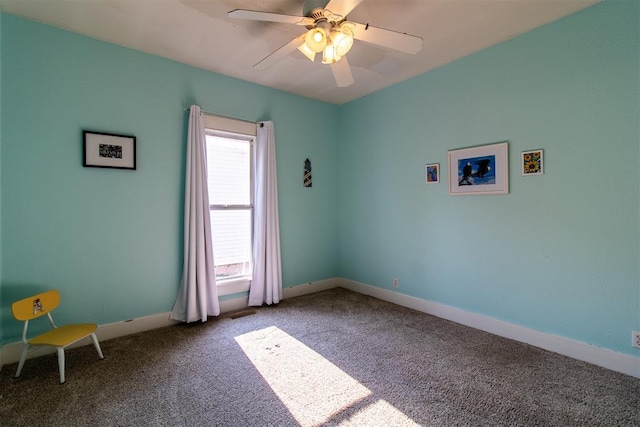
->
[207,136,250,206]
[205,133,253,281]
[210,210,252,279]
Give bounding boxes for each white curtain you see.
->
[249,121,283,306]
[170,105,220,322]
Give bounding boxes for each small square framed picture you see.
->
[522,149,544,176]
[425,163,440,184]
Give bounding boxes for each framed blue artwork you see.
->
[448,142,508,195]
[425,163,439,184]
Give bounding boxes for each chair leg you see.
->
[56,347,66,384]
[90,333,104,360]
[15,344,29,378]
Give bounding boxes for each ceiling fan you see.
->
[227,0,423,88]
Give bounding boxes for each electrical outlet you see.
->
[393,278,399,288]
[632,331,640,349]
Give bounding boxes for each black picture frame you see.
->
[83,130,136,170]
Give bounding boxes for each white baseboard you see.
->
[0,297,249,367]
[283,277,342,299]
[219,296,249,313]
[339,278,640,379]
[1,311,180,367]
[0,278,340,368]
[9,277,631,380]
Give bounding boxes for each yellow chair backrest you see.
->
[12,289,61,321]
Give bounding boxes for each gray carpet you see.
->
[0,288,638,426]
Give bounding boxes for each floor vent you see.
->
[230,310,256,319]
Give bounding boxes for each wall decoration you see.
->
[425,163,439,184]
[522,149,544,176]
[83,131,136,170]
[303,158,312,187]
[448,141,509,195]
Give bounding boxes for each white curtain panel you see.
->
[249,121,283,306]
[170,105,220,322]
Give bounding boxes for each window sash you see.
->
[206,135,252,206]
[210,205,252,210]
[209,207,253,281]
[205,129,255,285]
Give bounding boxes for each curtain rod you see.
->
[183,108,263,127]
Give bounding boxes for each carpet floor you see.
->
[0,288,638,426]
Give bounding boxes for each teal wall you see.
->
[338,1,640,356]
[0,14,338,341]
[1,1,639,360]
[0,12,3,350]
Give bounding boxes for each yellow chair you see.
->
[12,289,104,384]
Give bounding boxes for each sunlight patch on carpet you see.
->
[235,326,419,427]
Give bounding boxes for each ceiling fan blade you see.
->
[352,23,423,55]
[254,34,306,70]
[228,9,314,26]
[325,0,364,18]
[330,57,354,87]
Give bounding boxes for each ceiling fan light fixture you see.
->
[305,28,327,53]
[331,26,354,57]
[322,43,341,64]
[297,43,317,62]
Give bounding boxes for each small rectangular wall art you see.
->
[425,163,439,184]
[522,149,544,176]
[303,158,312,187]
[83,130,136,170]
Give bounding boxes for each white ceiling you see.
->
[1,0,601,105]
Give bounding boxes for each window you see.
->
[205,130,254,283]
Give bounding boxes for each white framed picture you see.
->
[425,163,439,184]
[522,149,544,176]
[448,141,509,195]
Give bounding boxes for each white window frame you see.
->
[203,115,256,296]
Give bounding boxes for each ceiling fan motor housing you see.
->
[303,0,331,19]
[303,0,346,35]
